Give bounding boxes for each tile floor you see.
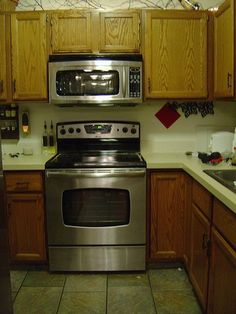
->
[11,268,203,314]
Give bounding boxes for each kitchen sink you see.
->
[203,169,236,193]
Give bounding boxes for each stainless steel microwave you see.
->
[49,55,143,106]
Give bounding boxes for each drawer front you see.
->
[192,180,212,219]
[213,198,236,250]
[5,171,43,192]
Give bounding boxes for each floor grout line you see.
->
[147,270,158,314]
[105,273,108,314]
[55,273,67,314]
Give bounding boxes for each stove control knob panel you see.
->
[57,122,140,139]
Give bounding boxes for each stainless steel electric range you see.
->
[45,121,146,271]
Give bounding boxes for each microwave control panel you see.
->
[129,67,141,98]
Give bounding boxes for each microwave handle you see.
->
[122,67,127,98]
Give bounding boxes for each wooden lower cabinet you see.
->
[5,171,47,263]
[149,171,186,261]
[7,193,46,262]
[190,203,210,311]
[149,173,236,313]
[208,227,236,314]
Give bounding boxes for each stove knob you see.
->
[68,127,74,134]
[76,128,81,133]
[122,127,128,133]
[60,128,66,135]
[131,128,137,134]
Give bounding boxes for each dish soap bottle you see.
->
[42,120,48,155]
[232,127,236,165]
[49,120,56,154]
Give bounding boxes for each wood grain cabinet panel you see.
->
[99,11,140,52]
[11,12,48,100]
[208,227,236,314]
[149,171,185,261]
[5,171,46,263]
[0,14,11,102]
[214,0,234,98]
[190,203,210,311]
[144,10,207,99]
[5,171,43,192]
[213,198,236,250]
[0,14,7,101]
[192,180,212,219]
[50,11,92,53]
[7,193,46,262]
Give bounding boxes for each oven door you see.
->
[45,168,146,246]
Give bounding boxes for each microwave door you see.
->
[50,65,124,104]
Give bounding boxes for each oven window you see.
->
[56,70,119,96]
[62,188,130,227]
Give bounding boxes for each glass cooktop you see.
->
[45,151,146,168]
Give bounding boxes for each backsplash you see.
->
[2,101,236,155]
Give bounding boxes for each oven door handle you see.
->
[46,169,146,178]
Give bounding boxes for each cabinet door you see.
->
[150,171,185,261]
[214,0,234,98]
[0,14,11,102]
[190,203,210,311]
[11,12,48,100]
[0,15,7,101]
[51,11,92,53]
[99,11,140,52]
[7,193,46,262]
[144,10,207,99]
[207,227,236,314]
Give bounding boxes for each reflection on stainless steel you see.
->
[49,246,146,271]
[203,169,236,193]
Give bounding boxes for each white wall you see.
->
[3,101,236,155]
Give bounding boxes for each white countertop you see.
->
[2,151,236,214]
[143,152,236,214]
[2,153,54,171]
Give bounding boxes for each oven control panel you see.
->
[57,122,140,139]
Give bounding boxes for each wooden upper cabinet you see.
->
[214,0,234,98]
[50,11,93,53]
[11,12,48,101]
[99,11,140,52]
[0,15,7,101]
[144,10,208,99]
[49,10,140,54]
[149,171,186,261]
[0,14,11,102]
